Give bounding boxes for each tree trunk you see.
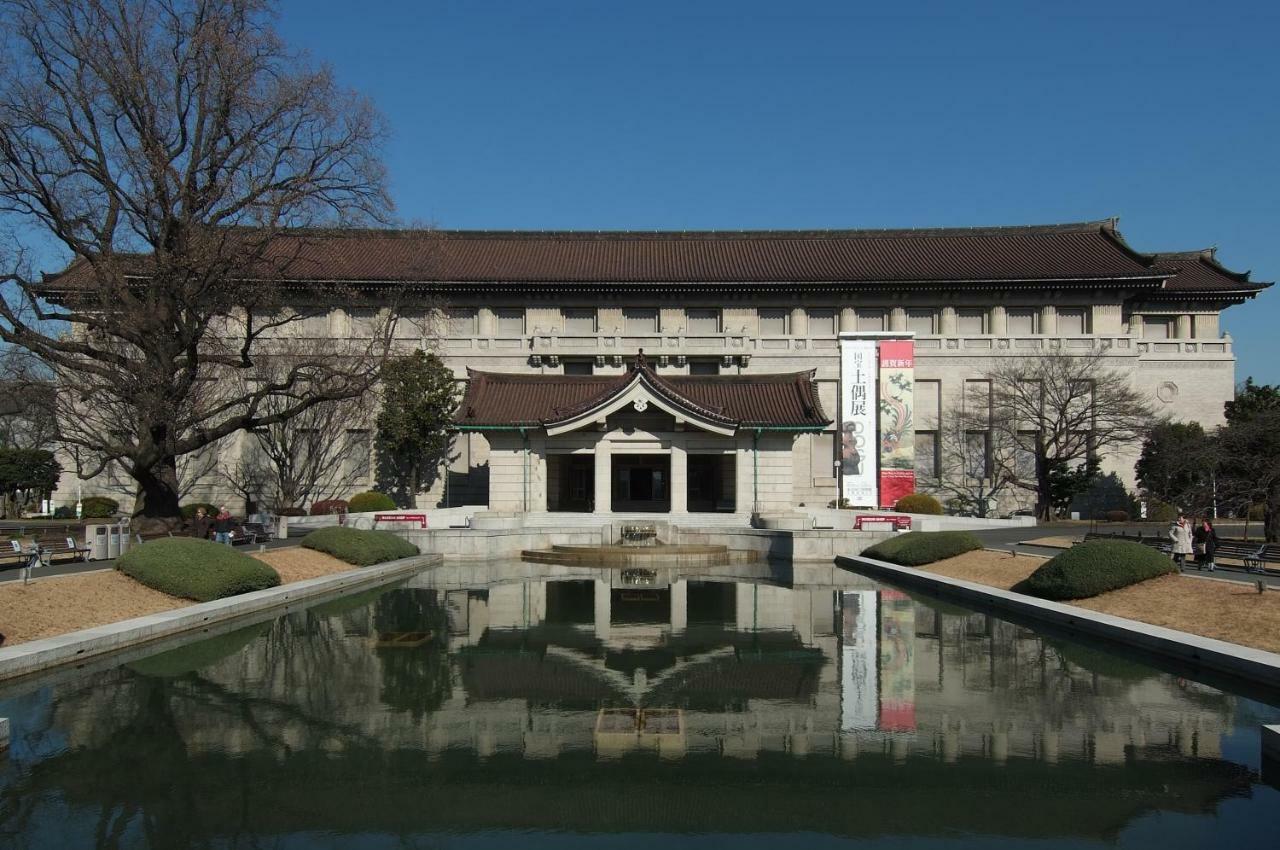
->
[1267,485,1280,543]
[132,455,183,519]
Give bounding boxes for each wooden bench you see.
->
[373,513,427,529]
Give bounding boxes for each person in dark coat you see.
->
[213,506,235,545]
[1192,517,1219,572]
[190,507,213,540]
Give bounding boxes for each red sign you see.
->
[877,340,915,508]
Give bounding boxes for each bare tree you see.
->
[0,348,57,450]
[986,351,1156,520]
[0,0,398,521]
[926,405,1029,517]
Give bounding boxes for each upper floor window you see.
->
[1142,316,1173,339]
[689,359,720,375]
[495,308,524,336]
[563,359,594,375]
[686,308,721,334]
[759,308,790,335]
[562,308,596,334]
[856,309,886,332]
[906,309,936,335]
[447,308,478,336]
[623,308,658,334]
[957,308,988,335]
[808,309,837,336]
[1057,308,1089,336]
[1006,308,1039,335]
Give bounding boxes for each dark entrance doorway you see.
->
[547,454,594,512]
[687,454,737,512]
[611,454,671,512]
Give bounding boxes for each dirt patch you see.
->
[0,546,358,648]
[0,571,183,646]
[250,546,356,583]
[919,549,1280,654]
[1020,535,1080,550]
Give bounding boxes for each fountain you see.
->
[520,525,743,567]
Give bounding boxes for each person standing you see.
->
[213,506,235,546]
[1169,515,1193,571]
[190,507,213,541]
[1192,517,1219,572]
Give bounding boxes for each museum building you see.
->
[45,219,1271,518]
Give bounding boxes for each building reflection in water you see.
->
[0,560,1270,845]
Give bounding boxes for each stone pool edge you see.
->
[836,554,1280,690]
[0,553,442,682]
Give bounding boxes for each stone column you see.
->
[670,442,687,514]
[839,307,856,333]
[594,438,611,513]
[790,306,807,336]
[939,306,958,336]
[889,307,907,332]
[478,306,495,336]
[1040,305,1057,336]
[670,579,687,632]
[1176,314,1193,340]
[594,579,611,641]
[990,305,1008,336]
[1128,312,1144,336]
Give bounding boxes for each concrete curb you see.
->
[0,552,441,683]
[836,554,1280,690]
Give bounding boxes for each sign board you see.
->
[839,339,878,507]
[840,590,879,731]
[877,339,915,509]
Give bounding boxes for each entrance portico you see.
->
[455,352,830,520]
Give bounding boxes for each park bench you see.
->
[1212,541,1280,573]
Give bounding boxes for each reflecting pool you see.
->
[2,560,1279,848]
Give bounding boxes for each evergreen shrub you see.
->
[861,531,983,566]
[301,526,418,566]
[310,499,349,516]
[116,538,280,601]
[348,491,396,513]
[1013,540,1174,600]
[80,496,119,518]
[893,493,944,515]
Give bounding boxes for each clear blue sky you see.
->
[210,2,1276,384]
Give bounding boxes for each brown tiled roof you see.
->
[456,358,829,430]
[1151,249,1272,294]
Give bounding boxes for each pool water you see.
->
[1,560,1278,849]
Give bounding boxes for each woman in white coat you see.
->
[1169,515,1194,571]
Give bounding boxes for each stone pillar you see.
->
[1176,314,1193,340]
[1040,305,1057,336]
[990,305,1008,336]
[670,579,687,632]
[594,579,611,641]
[839,307,856,333]
[594,439,611,513]
[1128,312,1144,336]
[889,307,907,332]
[478,306,495,336]
[670,442,687,514]
[790,307,807,336]
[939,306,958,336]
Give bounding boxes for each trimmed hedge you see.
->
[1104,509,1130,523]
[348,491,396,513]
[80,496,119,518]
[1013,540,1175,601]
[180,502,218,520]
[300,526,419,566]
[861,531,983,566]
[116,538,281,602]
[893,493,944,515]
[310,499,349,516]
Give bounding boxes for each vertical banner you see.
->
[840,590,879,731]
[878,589,916,732]
[877,339,915,508]
[839,339,878,507]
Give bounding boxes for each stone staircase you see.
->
[519,512,754,529]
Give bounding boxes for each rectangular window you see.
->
[495,308,524,336]
[687,308,721,334]
[965,379,992,424]
[343,429,371,481]
[1006,308,1039,335]
[563,359,594,375]
[856,309,886,332]
[807,309,837,336]
[759,308,789,335]
[689,359,720,375]
[1057,308,1088,336]
[562,308,596,334]
[906,309,936,335]
[1142,317,1172,339]
[914,430,939,479]
[623,308,658,334]
[347,308,378,338]
[294,310,331,337]
[448,308,478,336]
[957,308,988,335]
[965,431,991,480]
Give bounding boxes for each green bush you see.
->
[1145,499,1177,523]
[301,526,419,566]
[893,493,944,515]
[348,491,396,513]
[116,538,281,602]
[1104,509,1130,523]
[310,499,349,516]
[180,502,218,520]
[52,505,75,519]
[861,531,983,566]
[80,495,120,518]
[1013,540,1175,601]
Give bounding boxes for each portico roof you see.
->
[455,352,829,433]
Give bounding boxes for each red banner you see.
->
[877,340,915,508]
